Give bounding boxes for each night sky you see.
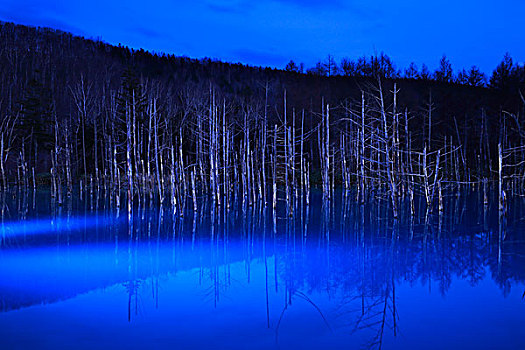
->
[1,0,523,74]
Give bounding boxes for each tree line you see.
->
[0,21,524,217]
[286,52,524,89]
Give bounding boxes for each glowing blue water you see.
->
[0,190,524,349]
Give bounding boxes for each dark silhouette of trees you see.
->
[404,62,419,79]
[19,71,54,150]
[307,61,327,76]
[340,57,356,76]
[490,53,514,90]
[291,50,521,92]
[285,60,302,73]
[335,53,398,78]
[457,66,486,87]
[322,54,339,77]
[306,55,338,77]
[373,52,399,78]
[419,63,431,80]
[0,20,524,191]
[434,55,454,82]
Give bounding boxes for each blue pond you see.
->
[0,189,524,349]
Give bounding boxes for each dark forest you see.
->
[1,21,524,215]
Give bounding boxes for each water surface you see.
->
[1,189,524,349]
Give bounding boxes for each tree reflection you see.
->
[1,190,525,349]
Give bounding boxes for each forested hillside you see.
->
[1,21,524,210]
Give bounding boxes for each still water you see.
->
[1,189,524,349]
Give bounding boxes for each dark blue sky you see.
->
[1,0,523,74]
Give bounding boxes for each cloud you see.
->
[0,0,84,35]
[132,26,166,40]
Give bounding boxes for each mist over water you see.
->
[1,188,524,349]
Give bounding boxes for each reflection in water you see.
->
[0,189,525,349]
